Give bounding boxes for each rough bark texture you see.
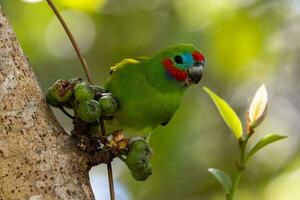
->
[0,6,95,200]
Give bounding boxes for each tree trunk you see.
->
[0,6,95,200]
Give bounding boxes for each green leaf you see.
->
[246,134,287,161]
[208,168,232,194]
[204,87,243,139]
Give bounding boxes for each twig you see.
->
[107,162,116,200]
[46,1,115,199]
[46,0,93,83]
[100,117,116,200]
[59,107,74,119]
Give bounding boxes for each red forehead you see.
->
[192,51,205,62]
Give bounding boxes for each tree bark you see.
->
[0,6,95,200]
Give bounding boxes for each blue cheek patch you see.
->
[175,53,194,69]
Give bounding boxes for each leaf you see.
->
[204,87,243,139]
[246,134,287,161]
[208,168,232,194]
[247,85,268,129]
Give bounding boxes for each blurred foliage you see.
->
[1,0,300,199]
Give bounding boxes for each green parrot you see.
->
[104,44,205,135]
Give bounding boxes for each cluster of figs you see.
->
[46,78,152,181]
[46,78,117,122]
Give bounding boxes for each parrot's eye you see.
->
[174,55,184,64]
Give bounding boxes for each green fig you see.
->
[89,84,106,94]
[48,79,73,103]
[69,77,83,86]
[90,84,106,100]
[99,95,118,116]
[74,82,95,102]
[124,138,153,181]
[46,91,61,107]
[102,92,113,97]
[77,99,101,122]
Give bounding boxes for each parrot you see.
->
[103,44,205,136]
[104,44,205,136]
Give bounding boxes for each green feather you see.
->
[104,44,202,135]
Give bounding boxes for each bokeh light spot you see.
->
[265,168,300,200]
[60,0,106,11]
[21,0,44,3]
[45,10,96,60]
[174,0,240,29]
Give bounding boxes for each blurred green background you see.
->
[1,0,300,199]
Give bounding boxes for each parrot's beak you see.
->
[187,61,204,85]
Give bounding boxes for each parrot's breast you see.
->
[108,88,182,134]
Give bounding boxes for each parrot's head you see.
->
[153,44,205,87]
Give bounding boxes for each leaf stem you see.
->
[46,1,115,199]
[226,135,251,200]
[226,171,242,200]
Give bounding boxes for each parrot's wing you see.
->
[109,57,149,75]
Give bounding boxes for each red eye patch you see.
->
[192,51,205,62]
[162,58,188,81]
